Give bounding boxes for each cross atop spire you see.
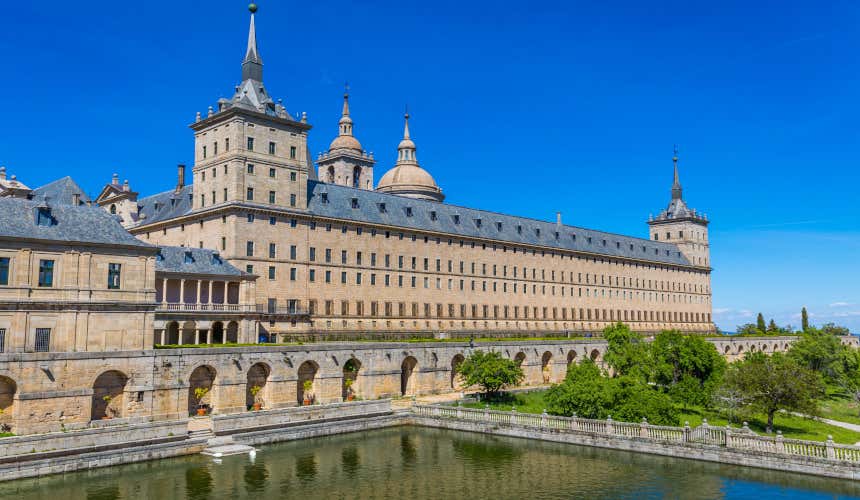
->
[242,3,263,82]
[671,145,683,200]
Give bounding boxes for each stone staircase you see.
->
[201,435,255,457]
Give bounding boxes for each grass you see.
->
[459,389,860,444]
[0,433,13,438]
[818,393,860,426]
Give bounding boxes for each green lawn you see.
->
[819,395,860,426]
[459,390,860,444]
[0,433,13,438]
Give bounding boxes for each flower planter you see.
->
[346,394,355,402]
[252,403,262,411]
[197,408,207,416]
[303,399,311,406]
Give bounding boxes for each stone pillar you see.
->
[223,281,229,304]
[179,279,186,305]
[206,329,213,344]
[160,330,166,345]
[195,330,200,345]
[208,280,213,304]
[197,280,204,305]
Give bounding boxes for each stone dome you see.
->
[329,134,363,152]
[376,164,444,202]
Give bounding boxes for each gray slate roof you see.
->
[306,181,692,266]
[136,185,194,226]
[0,197,152,249]
[31,177,91,206]
[155,246,246,277]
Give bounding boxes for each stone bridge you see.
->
[0,335,855,435]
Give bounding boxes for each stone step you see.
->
[201,443,256,457]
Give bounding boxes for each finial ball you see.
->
[248,3,258,13]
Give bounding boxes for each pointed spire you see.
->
[397,109,417,164]
[342,83,351,118]
[242,4,263,82]
[403,107,411,140]
[338,83,353,136]
[671,144,683,200]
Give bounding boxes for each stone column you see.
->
[197,280,204,305]
[179,279,186,306]
[208,280,213,304]
[160,330,166,345]
[206,329,213,344]
[223,281,229,304]
[195,330,200,345]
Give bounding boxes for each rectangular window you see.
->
[0,257,9,285]
[247,137,255,151]
[0,328,4,353]
[268,266,276,280]
[269,191,276,203]
[290,171,297,182]
[247,188,254,201]
[269,141,276,155]
[290,194,296,207]
[325,270,331,283]
[107,263,121,289]
[290,146,297,159]
[309,269,316,282]
[246,264,254,274]
[269,243,276,258]
[246,241,254,257]
[290,245,297,260]
[269,168,276,178]
[247,163,255,174]
[290,268,297,281]
[309,247,316,261]
[35,328,51,352]
[38,259,54,287]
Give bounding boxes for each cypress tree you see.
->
[757,313,767,333]
[801,307,809,332]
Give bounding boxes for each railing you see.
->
[412,404,860,464]
[156,303,254,312]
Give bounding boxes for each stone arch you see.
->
[451,354,465,390]
[0,376,16,431]
[166,321,180,345]
[514,352,526,366]
[226,321,239,344]
[91,370,128,421]
[342,358,362,401]
[401,356,418,396]
[566,350,577,366]
[246,363,270,409]
[541,351,553,383]
[211,321,224,344]
[590,349,601,362]
[298,360,319,404]
[188,365,216,416]
[724,345,731,354]
[736,345,745,355]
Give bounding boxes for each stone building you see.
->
[111,6,714,339]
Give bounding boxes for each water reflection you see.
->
[295,453,318,483]
[243,461,269,493]
[184,466,213,500]
[85,484,119,500]
[451,435,523,464]
[341,446,360,478]
[400,433,417,467]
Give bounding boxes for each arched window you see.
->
[110,204,117,214]
[353,167,361,188]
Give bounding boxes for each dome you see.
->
[376,164,444,202]
[329,134,363,152]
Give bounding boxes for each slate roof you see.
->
[135,185,194,226]
[0,197,152,249]
[155,246,247,277]
[305,181,692,266]
[31,177,91,206]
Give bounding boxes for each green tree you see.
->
[545,359,612,419]
[788,328,846,382]
[836,348,860,416]
[652,331,726,409]
[722,352,824,433]
[821,323,850,336]
[801,307,810,332]
[602,323,651,381]
[756,313,767,334]
[736,323,761,336]
[611,377,679,426]
[457,350,524,398]
[767,319,778,334]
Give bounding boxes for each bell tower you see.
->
[316,87,376,189]
[648,148,710,267]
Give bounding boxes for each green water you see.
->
[2,427,859,499]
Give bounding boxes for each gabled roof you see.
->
[135,185,194,226]
[31,176,91,206]
[156,246,248,277]
[306,181,692,266]
[0,197,152,249]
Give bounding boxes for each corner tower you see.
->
[189,4,314,212]
[648,149,710,267]
[316,89,376,189]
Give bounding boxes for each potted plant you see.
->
[302,380,314,406]
[194,387,210,416]
[249,385,263,411]
[101,395,113,420]
[344,378,355,401]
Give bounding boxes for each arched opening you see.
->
[188,365,216,416]
[451,354,465,390]
[211,321,224,344]
[566,350,577,366]
[514,352,526,366]
[109,204,117,215]
[590,349,601,362]
[0,376,16,432]
[298,361,318,405]
[181,321,196,345]
[541,351,553,383]
[737,345,745,355]
[91,370,128,421]
[226,321,239,344]
[342,358,361,401]
[327,165,335,183]
[246,363,270,410]
[352,167,361,189]
[401,356,418,396]
[166,321,180,345]
[724,345,731,354]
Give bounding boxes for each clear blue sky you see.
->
[1,1,858,332]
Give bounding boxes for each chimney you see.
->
[556,211,562,226]
[0,166,6,181]
[122,179,130,192]
[112,173,119,186]
[175,164,186,193]
[72,193,81,206]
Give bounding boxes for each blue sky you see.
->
[1,1,858,332]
